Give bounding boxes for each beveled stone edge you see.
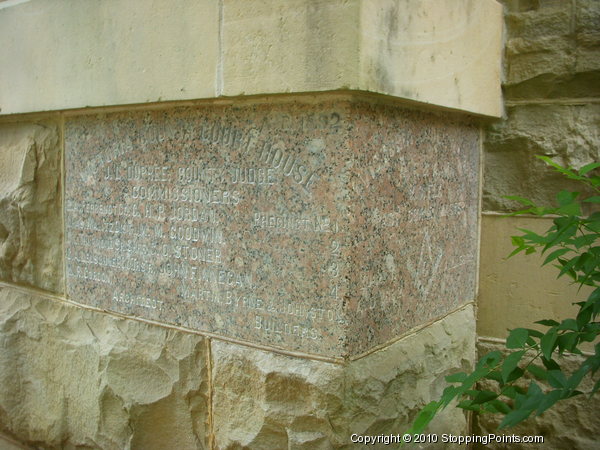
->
[0,280,475,364]
[0,91,500,124]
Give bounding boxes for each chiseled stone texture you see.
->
[0,122,62,293]
[212,305,476,449]
[502,0,600,100]
[483,103,600,212]
[64,100,479,358]
[0,287,209,449]
[474,341,600,450]
[484,1,600,213]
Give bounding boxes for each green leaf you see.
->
[557,202,582,216]
[583,195,600,203]
[478,351,503,369]
[536,155,571,174]
[572,235,597,249]
[526,328,544,338]
[557,332,579,354]
[557,256,579,280]
[439,386,459,406]
[503,195,536,206]
[445,372,467,383]
[541,330,558,360]
[536,319,560,327]
[527,365,547,380]
[511,235,525,248]
[502,350,526,383]
[557,319,579,331]
[557,190,579,207]
[541,357,561,371]
[547,370,567,389]
[508,246,526,258]
[535,390,564,416]
[457,400,480,411]
[472,390,498,405]
[499,408,534,429]
[406,401,439,434]
[488,399,512,414]
[502,385,525,399]
[543,248,571,266]
[566,365,591,391]
[577,306,593,329]
[507,328,529,349]
[578,162,600,175]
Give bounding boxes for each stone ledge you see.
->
[0,0,503,117]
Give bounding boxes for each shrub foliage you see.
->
[407,156,600,433]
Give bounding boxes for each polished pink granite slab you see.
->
[65,100,479,358]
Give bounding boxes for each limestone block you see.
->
[0,0,218,114]
[0,122,62,293]
[221,0,504,117]
[222,0,361,96]
[503,0,600,99]
[358,0,503,118]
[474,341,600,450]
[483,103,600,212]
[211,305,476,449]
[478,215,595,352]
[0,287,209,449]
[0,0,502,117]
[574,0,600,77]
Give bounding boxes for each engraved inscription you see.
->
[65,103,480,357]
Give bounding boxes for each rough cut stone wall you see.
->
[478,0,600,447]
[484,0,600,211]
[0,111,476,449]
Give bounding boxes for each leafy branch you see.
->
[406,156,600,434]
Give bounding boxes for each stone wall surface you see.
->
[0,91,482,448]
[474,342,600,450]
[484,0,600,212]
[478,0,600,444]
[0,0,503,117]
[0,283,475,449]
[212,305,475,449]
[0,122,62,293]
[478,215,594,349]
[0,287,210,449]
[0,0,509,447]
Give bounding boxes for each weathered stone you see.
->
[0,122,62,293]
[483,104,600,212]
[576,0,600,36]
[501,0,600,99]
[0,0,503,117]
[211,305,475,449]
[474,341,600,450]
[0,287,209,449]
